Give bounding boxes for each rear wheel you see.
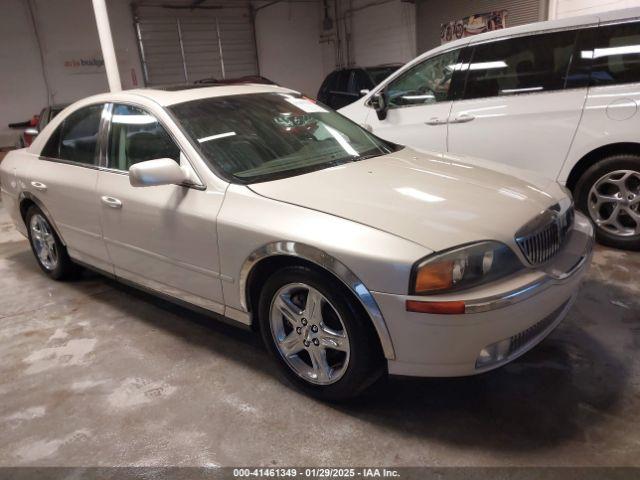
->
[258,265,383,401]
[26,206,79,279]
[574,154,640,250]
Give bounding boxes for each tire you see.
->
[25,206,80,280]
[574,154,640,250]
[258,265,384,401]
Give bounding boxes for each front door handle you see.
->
[451,113,475,124]
[101,196,122,209]
[425,117,445,126]
[31,181,47,191]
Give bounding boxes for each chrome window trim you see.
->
[37,156,101,170]
[239,241,396,360]
[102,100,207,190]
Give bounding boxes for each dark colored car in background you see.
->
[9,104,68,148]
[317,64,401,110]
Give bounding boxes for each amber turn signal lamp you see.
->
[414,260,454,293]
[405,300,465,315]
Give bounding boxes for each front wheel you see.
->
[574,154,640,250]
[258,265,383,401]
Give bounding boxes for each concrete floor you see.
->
[1,196,639,468]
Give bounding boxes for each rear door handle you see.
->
[30,181,47,191]
[101,196,122,209]
[451,113,475,124]
[425,117,445,126]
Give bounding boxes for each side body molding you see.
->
[239,241,396,360]
[18,191,66,245]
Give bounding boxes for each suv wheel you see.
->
[574,154,640,250]
[258,265,383,401]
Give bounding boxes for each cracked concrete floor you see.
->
[1,196,639,467]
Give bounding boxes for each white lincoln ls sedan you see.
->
[0,84,594,400]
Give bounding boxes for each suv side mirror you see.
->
[129,158,188,187]
[370,92,388,121]
[359,89,370,97]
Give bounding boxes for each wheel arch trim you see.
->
[239,241,396,360]
[565,142,640,190]
[18,191,67,246]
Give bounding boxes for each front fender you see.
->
[218,185,432,360]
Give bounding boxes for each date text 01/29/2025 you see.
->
[232,468,401,478]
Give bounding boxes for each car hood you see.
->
[249,148,566,252]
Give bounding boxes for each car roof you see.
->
[75,84,298,108]
[367,6,640,96]
[423,7,640,57]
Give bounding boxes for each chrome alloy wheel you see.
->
[588,169,640,237]
[269,283,350,385]
[30,213,59,271]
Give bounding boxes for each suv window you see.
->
[462,30,579,100]
[107,104,180,171]
[41,104,103,164]
[386,48,461,107]
[591,21,640,86]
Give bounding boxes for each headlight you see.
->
[410,241,524,295]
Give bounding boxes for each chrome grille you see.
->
[515,205,574,265]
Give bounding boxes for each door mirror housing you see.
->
[370,92,388,120]
[359,89,370,97]
[129,158,188,187]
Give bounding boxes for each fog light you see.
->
[476,338,511,369]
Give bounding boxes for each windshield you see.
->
[169,92,398,183]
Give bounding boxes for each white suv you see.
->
[340,8,640,250]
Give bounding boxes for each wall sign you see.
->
[440,10,508,44]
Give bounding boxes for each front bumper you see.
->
[374,211,594,377]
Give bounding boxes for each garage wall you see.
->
[550,0,640,18]
[348,0,417,67]
[416,0,547,53]
[0,0,49,147]
[254,1,325,97]
[135,4,258,86]
[0,0,143,148]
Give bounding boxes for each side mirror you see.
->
[370,92,388,121]
[24,127,39,136]
[359,89,370,97]
[129,158,188,187]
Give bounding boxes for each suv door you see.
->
[34,103,112,271]
[96,103,225,313]
[447,28,591,177]
[364,47,464,152]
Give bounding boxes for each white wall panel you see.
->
[0,0,142,147]
[551,0,640,19]
[254,1,325,97]
[350,0,417,67]
[135,5,258,86]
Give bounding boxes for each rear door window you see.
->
[462,29,579,100]
[590,21,640,86]
[41,104,104,165]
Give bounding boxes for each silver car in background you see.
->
[0,84,593,400]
